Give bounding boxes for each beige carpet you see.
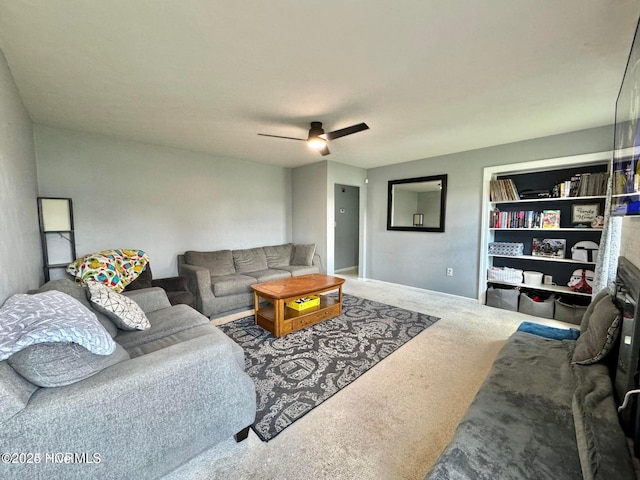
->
[164,274,573,480]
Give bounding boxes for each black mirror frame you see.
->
[386,174,447,232]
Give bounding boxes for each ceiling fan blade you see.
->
[319,145,331,156]
[257,133,306,141]
[325,122,369,141]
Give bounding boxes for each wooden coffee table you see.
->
[251,274,345,337]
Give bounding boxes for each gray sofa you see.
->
[0,279,256,480]
[425,291,636,479]
[178,243,321,317]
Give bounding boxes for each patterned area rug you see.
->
[218,294,440,441]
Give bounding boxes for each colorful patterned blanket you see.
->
[67,249,150,293]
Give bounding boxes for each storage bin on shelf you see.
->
[523,271,543,286]
[554,299,588,325]
[518,292,555,319]
[486,286,520,311]
[487,266,523,284]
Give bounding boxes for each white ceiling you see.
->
[0,1,638,169]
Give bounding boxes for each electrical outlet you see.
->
[446,268,454,277]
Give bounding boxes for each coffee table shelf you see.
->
[256,296,341,335]
[251,274,345,337]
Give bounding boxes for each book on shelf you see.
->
[490,208,543,229]
[489,179,520,202]
[542,210,561,229]
[552,172,609,198]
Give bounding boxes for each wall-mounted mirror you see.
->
[387,174,447,232]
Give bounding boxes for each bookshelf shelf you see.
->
[487,280,593,297]
[490,195,606,205]
[489,227,602,232]
[488,254,596,265]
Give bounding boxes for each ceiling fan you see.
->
[258,121,369,156]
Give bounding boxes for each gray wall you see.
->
[34,126,292,278]
[0,49,41,304]
[292,161,328,271]
[366,125,615,298]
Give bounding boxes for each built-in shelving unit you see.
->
[479,151,612,307]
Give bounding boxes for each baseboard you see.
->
[353,276,474,303]
[335,266,358,273]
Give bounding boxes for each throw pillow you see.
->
[87,281,150,331]
[292,244,316,266]
[184,250,236,276]
[572,295,621,365]
[233,247,268,273]
[264,243,293,268]
[0,290,116,361]
[9,342,130,388]
[579,288,613,335]
[31,278,118,338]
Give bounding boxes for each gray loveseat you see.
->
[0,279,256,480]
[178,243,321,317]
[425,289,636,480]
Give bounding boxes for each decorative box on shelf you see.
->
[487,266,523,284]
[286,295,320,311]
[488,242,524,256]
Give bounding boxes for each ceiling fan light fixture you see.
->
[307,137,327,149]
[258,120,368,156]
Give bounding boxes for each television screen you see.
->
[613,17,640,216]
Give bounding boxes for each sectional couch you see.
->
[178,243,321,317]
[0,279,256,480]
[425,285,636,480]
